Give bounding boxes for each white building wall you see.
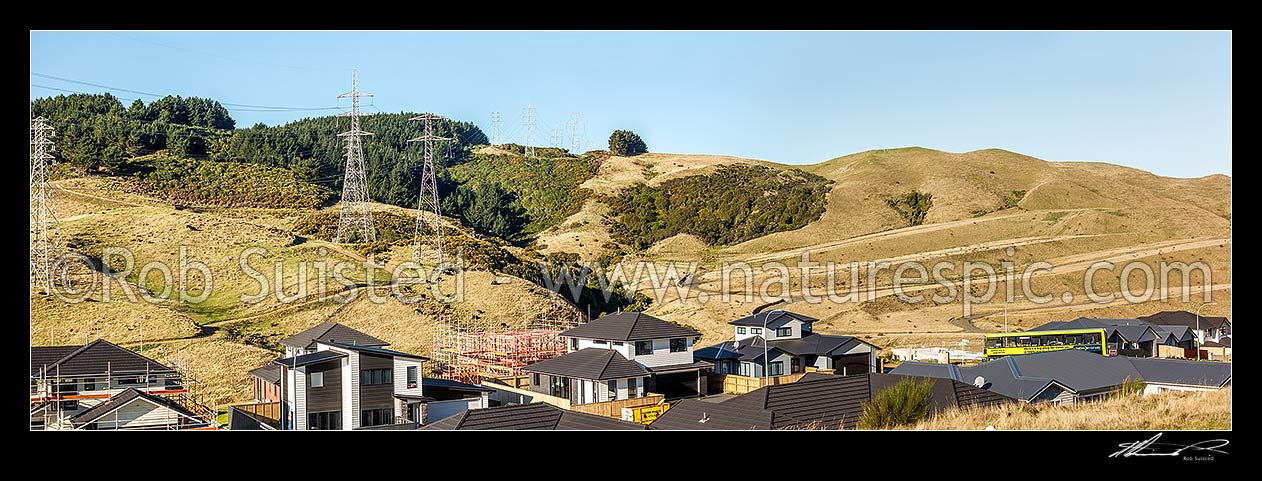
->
[426,397,487,423]
[92,399,188,429]
[341,358,353,431]
[573,338,632,358]
[627,338,693,368]
[293,367,307,430]
[1144,383,1222,395]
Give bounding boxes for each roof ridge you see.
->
[40,338,107,373]
[600,349,617,378]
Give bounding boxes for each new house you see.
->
[249,322,434,430]
[1028,317,1197,357]
[891,348,1232,404]
[649,372,1012,430]
[1139,311,1231,345]
[693,310,879,377]
[421,402,647,430]
[521,312,713,403]
[30,339,208,430]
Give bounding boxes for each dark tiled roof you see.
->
[420,402,647,430]
[652,373,1013,430]
[422,377,495,396]
[326,342,428,361]
[31,339,175,377]
[729,310,819,327]
[1002,349,1141,393]
[649,398,774,430]
[71,388,202,427]
[1203,338,1232,348]
[560,312,699,341]
[274,349,347,368]
[280,322,388,349]
[228,407,277,430]
[1127,358,1232,387]
[890,362,961,380]
[248,363,282,384]
[956,358,1057,402]
[522,348,648,380]
[1140,311,1230,330]
[694,333,870,362]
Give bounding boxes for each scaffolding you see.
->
[30,353,217,430]
[432,316,580,384]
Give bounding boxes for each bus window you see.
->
[986,337,1002,349]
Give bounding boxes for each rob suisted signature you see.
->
[1110,432,1229,458]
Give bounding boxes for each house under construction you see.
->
[432,317,580,384]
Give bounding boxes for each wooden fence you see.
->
[713,373,807,395]
[569,394,666,418]
[232,401,280,422]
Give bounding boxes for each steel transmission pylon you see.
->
[570,112,581,153]
[31,116,60,294]
[334,69,377,244]
[522,104,536,157]
[491,111,501,145]
[408,113,454,267]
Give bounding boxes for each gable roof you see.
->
[729,310,819,327]
[694,333,873,362]
[560,312,699,341]
[279,322,388,349]
[650,373,1012,430]
[522,348,649,380]
[1139,311,1230,330]
[70,388,203,427]
[1127,358,1232,387]
[325,342,428,361]
[889,362,961,380]
[31,339,175,377]
[420,402,647,430]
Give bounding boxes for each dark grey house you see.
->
[421,402,647,430]
[1028,317,1197,357]
[891,348,1232,403]
[524,312,713,402]
[649,372,1012,430]
[1139,311,1231,345]
[693,310,879,377]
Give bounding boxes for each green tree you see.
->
[608,129,647,156]
[857,377,934,429]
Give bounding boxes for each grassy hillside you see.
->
[906,388,1231,430]
[123,151,336,209]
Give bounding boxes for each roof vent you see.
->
[974,376,986,388]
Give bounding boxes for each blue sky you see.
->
[30,31,1230,177]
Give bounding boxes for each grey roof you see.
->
[248,363,282,385]
[421,402,647,430]
[560,312,699,341]
[228,407,276,430]
[1140,311,1230,330]
[31,339,176,377]
[274,349,347,368]
[421,377,493,401]
[651,372,1011,430]
[889,362,961,380]
[1112,325,1156,343]
[522,348,648,380]
[956,358,1058,401]
[646,361,714,374]
[1156,325,1194,343]
[279,322,388,349]
[423,377,495,393]
[71,388,202,427]
[649,398,774,430]
[1031,317,1176,344]
[1001,349,1141,393]
[694,333,871,362]
[1203,338,1232,348]
[729,310,819,327]
[326,342,428,361]
[1127,358,1232,387]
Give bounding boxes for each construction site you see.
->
[431,316,580,384]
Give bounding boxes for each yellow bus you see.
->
[983,328,1108,359]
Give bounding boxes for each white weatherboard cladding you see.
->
[626,338,693,367]
[394,358,424,398]
[293,367,307,430]
[348,350,360,429]
[341,358,353,430]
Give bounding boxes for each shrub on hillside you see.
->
[126,152,335,208]
[858,377,934,429]
[885,191,934,226]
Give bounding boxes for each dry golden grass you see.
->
[139,338,277,405]
[30,292,201,346]
[907,388,1231,430]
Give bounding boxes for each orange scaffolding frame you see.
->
[432,317,579,384]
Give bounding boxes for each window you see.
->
[59,400,79,410]
[670,338,687,353]
[736,327,746,335]
[628,378,638,398]
[613,342,624,346]
[791,358,802,373]
[776,327,792,337]
[570,338,579,350]
[594,340,608,345]
[608,380,618,400]
[767,361,785,376]
[82,379,96,391]
[308,411,341,430]
[361,368,391,385]
[634,341,653,355]
[309,371,324,388]
[361,408,393,427]
[532,373,540,386]
[407,366,418,389]
[116,377,141,385]
[739,362,752,377]
[751,328,762,335]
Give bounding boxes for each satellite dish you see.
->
[974,376,987,388]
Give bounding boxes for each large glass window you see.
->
[407,366,418,389]
[670,338,687,353]
[308,411,341,430]
[768,361,785,376]
[608,380,618,400]
[628,378,638,398]
[634,341,653,355]
[361,368,391,385]
[776,327,792,337]
[309,371,324,388]
[361,408,393,427]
